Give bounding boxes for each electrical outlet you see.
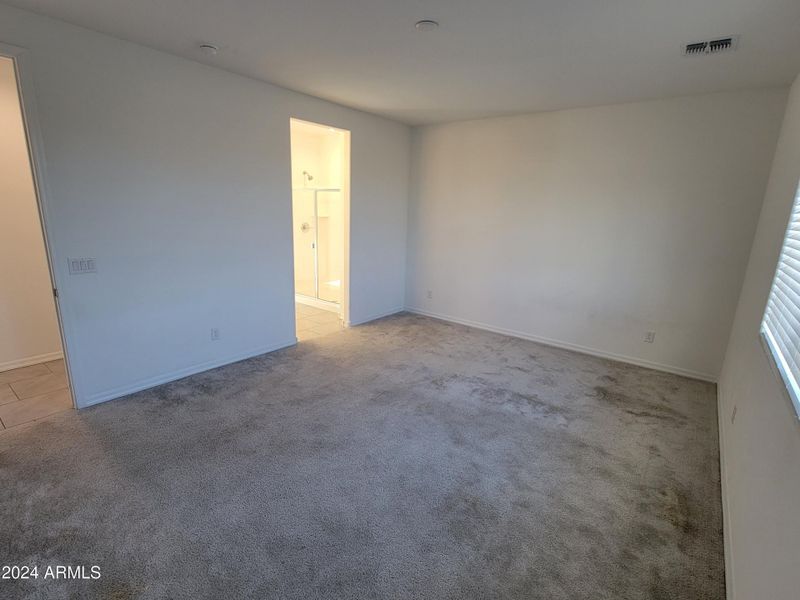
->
[211,328,220,341]
[427,290,433,299]
[644,331,656,343]
[731,405,737,424]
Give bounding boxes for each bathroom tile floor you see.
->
[0,359,72,431]
[296,303,344,341]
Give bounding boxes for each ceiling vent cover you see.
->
[684,35,739,56]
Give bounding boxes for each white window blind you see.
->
[761,181,800,418]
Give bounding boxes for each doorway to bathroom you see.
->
[290,118,350,341]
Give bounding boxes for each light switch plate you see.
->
[68,257,97,275]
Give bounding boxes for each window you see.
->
[761,181,800,418]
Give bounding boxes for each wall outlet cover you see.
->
[68,257,97,274]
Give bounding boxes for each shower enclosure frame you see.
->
[298,187,340,307]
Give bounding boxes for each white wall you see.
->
[0,5,409,407]
[717,74,800,600]
[290,120,346,190]
[407,89,787,379]
[0,56,62,370]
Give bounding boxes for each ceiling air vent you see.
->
[684,35,739,56]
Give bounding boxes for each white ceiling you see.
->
[5,0,800,124]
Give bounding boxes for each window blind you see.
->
[761,182,800,418]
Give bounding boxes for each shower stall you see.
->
[292,186,344,307]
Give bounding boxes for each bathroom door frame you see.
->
[1,41,77,408]
[289,117,351,327]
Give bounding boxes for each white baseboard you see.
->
[347,307,404,327]
[406,307,717,382]
[717,383,735,600]
[295,294,340,313]
[0,351,63,373]
[79,338,297,408]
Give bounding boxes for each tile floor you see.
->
[0,359,72,430]
[296,302,344,341]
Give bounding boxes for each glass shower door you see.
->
[292,188,316,298]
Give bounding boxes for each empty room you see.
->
[0,1,798,599]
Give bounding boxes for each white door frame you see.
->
[289,117,352,327]
[1,41,77,409]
